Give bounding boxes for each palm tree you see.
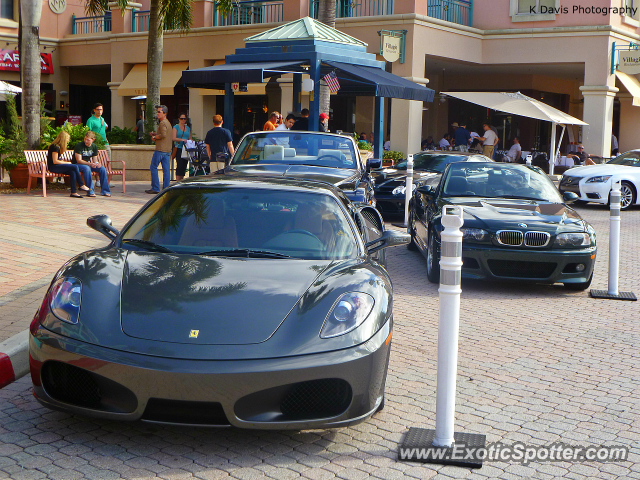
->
[84,0,231,135]
[20,0,43,149]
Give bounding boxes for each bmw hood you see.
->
[121,252,328,345]
[230,164,358,187]
[563,164,638,177]
[449,198,585,232]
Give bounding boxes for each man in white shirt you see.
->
[478,123,498,158]
[274,113,297,145]
[505,136,522,162]
[439,133,451,150]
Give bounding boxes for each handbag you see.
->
[171,146,178,160]
[181,144,188,158]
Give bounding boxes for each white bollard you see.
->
[525,154,532,166]
[403,154,414,227]
[608,181,621,296]
[433,205,464,448]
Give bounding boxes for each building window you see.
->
[0,0,13,19]
[623,0,640,24]
[510,0,558,21]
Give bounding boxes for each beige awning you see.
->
[615,71,640,106]
[118,62,189,96]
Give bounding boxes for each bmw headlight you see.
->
[554,233,591,247]
[392,184,417,196]
[320,292,374,338]
[585,175,612,183]
[49,277,82,324]
[461,228,488,242]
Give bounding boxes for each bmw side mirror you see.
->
[562,191,579,204]
[367,158,382,172]
[417,185,435,196]
[366,230,410,254]
[87,215,119,240]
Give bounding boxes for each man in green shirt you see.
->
[86,103,111,163]
[73,131,111,197]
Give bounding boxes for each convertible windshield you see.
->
[121,188,358,260]
[608,151,640,166]
[441,163,564,203]
[395,154,469,173]
[232,132,358,169]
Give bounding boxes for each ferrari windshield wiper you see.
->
[121,239,175,253]
[197,249,291,258]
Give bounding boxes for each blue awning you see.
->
[182,61,306,89]
[323,61,434,102]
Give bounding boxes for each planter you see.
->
[359,149,374,161]
[8,163,33,189]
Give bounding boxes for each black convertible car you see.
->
[219,131,380,206]
[29,176,409,429]
[408,162,597,289]
[372,151,492,216]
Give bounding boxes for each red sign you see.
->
[67,115,82,126]
[0,50,54,74]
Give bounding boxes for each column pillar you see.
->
[108,2,141,34]
[192,0,214,28]
[108,82,125,129]
[278,76,294,115]
[579,85,618,157]
[618,93,640,153]
[373,96,383,159]
[283,0,309,21]
[309,59,320,132]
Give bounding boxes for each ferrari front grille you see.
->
[524,231,550,247]
[280,379,352,419]
[42,361,101,408]
[496,230,523,246]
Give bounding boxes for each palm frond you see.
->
[159,0,193,32]
[84,0,120,17]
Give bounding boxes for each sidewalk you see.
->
[0,181,152,342]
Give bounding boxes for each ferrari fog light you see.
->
[50,277,82,324]
[554,233,590,247]
[320,292,374,339]
[575,263,585,272]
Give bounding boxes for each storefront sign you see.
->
[232,82,239,92]
[68,115,82,126]
[49,0,67,14]
[618,50,640,74]
[0,50,54,74]
[382,35,400,63]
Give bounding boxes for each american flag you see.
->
[322,71,341,93]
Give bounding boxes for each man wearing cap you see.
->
[319,113,329,132]
[453,122,471,152]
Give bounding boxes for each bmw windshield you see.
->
[232,132,358,170]
[395,153,469,173]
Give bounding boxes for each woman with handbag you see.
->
[172,113,192,181]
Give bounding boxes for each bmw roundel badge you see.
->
[518,223,527,228]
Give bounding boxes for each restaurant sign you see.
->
[0,50,54,74]
[618,50,640,75]
[379,30,406,64]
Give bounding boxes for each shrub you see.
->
[383,150,404,162]
[0,94,27,171]
[106,126,137,145]
[357,140,372,151]
[41,123,105,151]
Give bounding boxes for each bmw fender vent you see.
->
[41,361,137,413]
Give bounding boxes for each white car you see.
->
[558,150,640,210]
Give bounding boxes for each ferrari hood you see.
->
[121,252,328,345]
[230,164,358,186]
[374,170,439,189]
[563,164,638,177]
[450,198,584,231]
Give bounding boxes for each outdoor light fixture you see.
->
[302,78,314,91]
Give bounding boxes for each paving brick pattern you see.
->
[1,185,639,479]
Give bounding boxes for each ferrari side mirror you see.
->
[87,215,119,240]
[366,230,410,255]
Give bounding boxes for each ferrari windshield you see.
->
[608,151,640,166]
[232,132,358,169]
[441,163,564,203]
[395,154,470,173]
[121,188,358,260]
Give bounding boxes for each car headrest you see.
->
[317,149,345,162]
[263,145,284,161]
[294,204,324,235]
[445,176,469,196]
[284,148,296,157]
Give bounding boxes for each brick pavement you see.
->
[0,188,639,479]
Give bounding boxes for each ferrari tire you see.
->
[563,273,593,291]
[375,397,385,413]
[426,229,440,284]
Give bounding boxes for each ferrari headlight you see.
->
[392,184,417,196]
[585,175,611,183]
[461,228,488,242]
[49,277,82,324]
[320,292,374,339]
[554,233,590,247]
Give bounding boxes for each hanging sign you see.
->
[231,82,239,92]
[618,50,640,74]
[0,50,54,74]
[381,35,401,63]
[49,0,67,14]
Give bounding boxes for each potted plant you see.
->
[356,133,373,161]
[0,94,29,187]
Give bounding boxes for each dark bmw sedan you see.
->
[372,151,492,216]
[408,162,597,290]
[29,176,409,429]
[219,131,380,206]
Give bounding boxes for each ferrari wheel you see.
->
[426,229,440,284]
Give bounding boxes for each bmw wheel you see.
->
[620,181,636,210]
[426,229,440,284]
[407,210,418,251]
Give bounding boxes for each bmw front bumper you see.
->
[29,321,392,429]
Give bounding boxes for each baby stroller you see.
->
[186,141,210,176]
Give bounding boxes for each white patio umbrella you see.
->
[0,81,21,101]
[442,91,588,175]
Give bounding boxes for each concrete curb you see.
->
[0,330,29,389]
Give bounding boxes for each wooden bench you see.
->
[24,149,126,197]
